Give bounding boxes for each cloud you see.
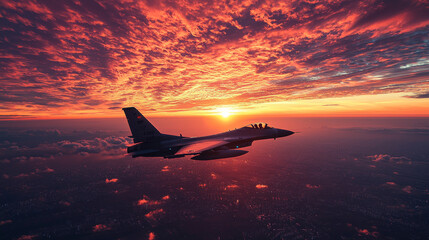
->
[225,184,239,190]
[137,196,159,206]
[145,209,165,221]
[367,154,411,164]
[149,232,155,240]
[92,224,111,232]
[161,166,170,172]
[402,185,413,193]
[59,200,71,206]
[322,104,340,107]
[405,92,429,98]
[385,182,397,186]
[350,0,429,31]
[17,235,38,240]
[162,195,170,200]
[137,195,169,206]
[12,167,54,178]
[255,184,268,189]
[35,168,55,173]
[58,136,131,154]
[306,184,320,189]
[0,219,12,226]
[0,0,428,117]
[0,128,133,164]
[105,178,118,183]
[15,173,31,178]
[356,228,378,237]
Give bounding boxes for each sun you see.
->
[216,107,233,118]
[221,111,231,118]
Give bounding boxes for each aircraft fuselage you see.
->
[128,126,294,159]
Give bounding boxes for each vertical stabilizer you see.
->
[122,107,160,143]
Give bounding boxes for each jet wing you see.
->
[175,140,229,155]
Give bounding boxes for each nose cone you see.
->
[277,129,294,137]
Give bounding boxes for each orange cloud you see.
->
[145,209,165,220]
[137,198,150,205]
[255,184,268,189]
[1,0,428,119]
[137,195,169,206]
[225,184,239,190]
[162,195,170,200]
[161,166,170,172]
[105,178,118,183]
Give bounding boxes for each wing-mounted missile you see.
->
[191,150,248,160]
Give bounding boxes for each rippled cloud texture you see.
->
[1,0,429,117]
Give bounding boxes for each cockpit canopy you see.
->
[243,122,271,129]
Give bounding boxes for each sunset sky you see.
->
[1,0,429,119]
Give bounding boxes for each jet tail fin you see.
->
[122,107,161,143]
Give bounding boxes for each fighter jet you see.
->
[123,107,294,160]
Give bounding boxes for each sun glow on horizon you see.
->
[221,111,231,118]
[216,108,233,118]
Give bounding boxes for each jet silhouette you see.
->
[123,107,294,160]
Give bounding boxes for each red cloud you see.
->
[256,184,268,189]
[92,224,111,232]
[149,232,155,240]
[17,235,38,240]
[0,219,12,226]
[356,228,379,237]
